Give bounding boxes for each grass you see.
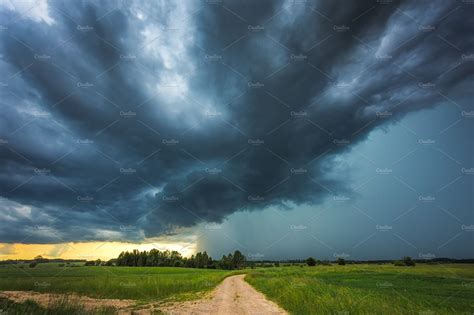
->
[1,263,473,314]
[245,264,474,314]
[0,297,116,315]
[0,263,239,302]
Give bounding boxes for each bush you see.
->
[306,257,316,266]
[403,256,416,266]
[337,258,346,265]
[393,257,416,266]
[28,262,37,268]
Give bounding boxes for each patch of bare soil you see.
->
[0,290,135,311]
[159,274,288,315]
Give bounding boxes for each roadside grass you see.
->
[0,296,117,315]
[245,264,474,314]
[0,263,239,302]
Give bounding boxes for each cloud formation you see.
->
[0,0,472,243]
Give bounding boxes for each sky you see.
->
[0,0,472,261]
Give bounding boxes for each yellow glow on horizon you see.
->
[0,241,196,260]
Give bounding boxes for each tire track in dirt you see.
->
[160,274,288,315]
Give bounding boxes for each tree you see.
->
[232,250,246,269]
[306,257,316,266]
[403,256,416,266]
[337,258,346,265]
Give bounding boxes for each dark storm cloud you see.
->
[0,0,472,242]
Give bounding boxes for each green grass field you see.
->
[246,264,474,314]
[1,263,473,314]
[0,263,238,301]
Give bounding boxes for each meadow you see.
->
[246,264,474,314]
[0,263,473,314]
[0,263,238,301]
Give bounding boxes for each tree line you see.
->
[115,249,246,270]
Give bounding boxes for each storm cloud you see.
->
[0,0,472,243]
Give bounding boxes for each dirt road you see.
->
[161,274,288,315]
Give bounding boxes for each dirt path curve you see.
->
[161,274,288,315]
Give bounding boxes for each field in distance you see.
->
[0,263,473,314]
[0,263,239,301]
[246,263,474,314]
